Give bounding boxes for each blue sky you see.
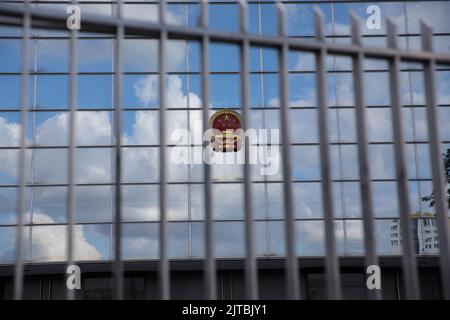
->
[0,1,449,262]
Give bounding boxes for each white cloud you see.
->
[28,212,102,262]
[0,116,20,146]
[125,206,159,222]
[268,94,316,108]
[122,237,158,260]
[36,111,112,146]
[404,2,450,33]
[133,76,159,108]
[0,71,257,257]
[133,74,202,109]
[0,117,23,179]
[123,111,158,145]
[0,73,209,258]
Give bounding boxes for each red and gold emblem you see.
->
[209,109,242,152]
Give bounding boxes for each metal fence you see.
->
[0,0,449,301]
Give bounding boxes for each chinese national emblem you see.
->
[209,109,242,152]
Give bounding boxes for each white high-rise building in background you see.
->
[390,213,440,255]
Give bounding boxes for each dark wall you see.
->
[0,267,443,300]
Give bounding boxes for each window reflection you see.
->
[329,108,356,143]
[406,1,450,34]
[285,3,332,37]
[366,108,393,142]
[248,4,278,36]
[293,182,323,219]
[333,2,406,35]
[210,74,241,108]
[215,221,245,257]
[289,74,316,107]
[29,224,108,262]
[255,221,285,257]
[37,76,69,109]
[369,144,396,179]
[0,39,22,72]
[122,147,159,183]
[402,107,429,142]
[250,47,278,72]
[1,112,21,147]
[0,226,29,263]
[372,182,399,218]
[291,146,321,180]
[212,184,244,220]
[33,186,67,224]
[77,75,112,109]
[123,39,158,73]
[34,149,68,184]
[0,188,21,225]
[210,43,240,72]
[123,185,159,222]
[328,73,354,106]
[250,74,280,108]
[405,144,432,179]
[437,71,450,105]
[123,4,159,23]
[122,223,159,260]
[76,186,111,223]
[364,72,390,106]
[331,145,359,180]
[192,222,245,258]
[74,224,110,261]
[168,222,189,258]
[167,185,189,220]
[209,4,239,32]
[191,185,205,220]
[290,51,315,72]
[38,40,69,72]
[295,220,325,256]
[336,220,364,256]
[76,148,112,183]
[333,182,362,219]
[77,39,112,72]
[31,225,67,262]
[289,109,319,143]
[0,0,448,263]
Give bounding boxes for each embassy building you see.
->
[0,0,449,300]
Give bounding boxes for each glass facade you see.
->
[0,0,449,264]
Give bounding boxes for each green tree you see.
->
[422,148,450,209]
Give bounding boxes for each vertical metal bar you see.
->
[350,13,381,300]
[314,7,341,300]
[14,0,30,301]
[185,0,193,261]
[159,0,170,300]
[276,1,300,300]
[200,0,216,300]
[256,1,271,259]
[28,31,38,270]
[66,0,79,301]
[386,18,420,300]
[239,0,258,300]
[421,21,450,299]
[113,0,124,300]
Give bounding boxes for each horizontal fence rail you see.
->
[0,0,449,300]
